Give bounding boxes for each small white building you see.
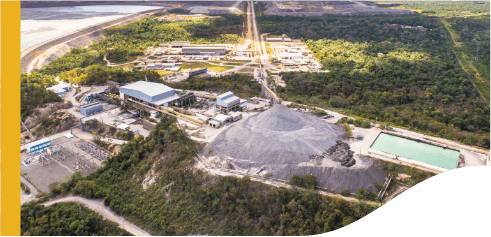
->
[47,81,71,96]
[165,67,181,72]
[213,114,232,125]
[208,120,221,128]
[280,53,304,60]
[117,123,130,130]
[239,99,247,109]
[229,112,242,121]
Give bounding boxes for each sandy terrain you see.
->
[21,5,165,50]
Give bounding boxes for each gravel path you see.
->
[21,176,39,205]
[42,196,151,236]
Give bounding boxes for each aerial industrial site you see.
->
[18,1,490,236]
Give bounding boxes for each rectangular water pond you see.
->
[371,133,459,170]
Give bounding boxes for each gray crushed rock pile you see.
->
[310,140,356,167]
[206,104,386,193]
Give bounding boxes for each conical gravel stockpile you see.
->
[207,104,386,193]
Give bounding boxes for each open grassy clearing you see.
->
[202,62,234,72]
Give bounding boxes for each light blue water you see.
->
[21,5,165,48]
[371,133,460,170]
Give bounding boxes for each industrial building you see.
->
[239,99,247,109]
[25,138,51,155]
[165,67,181,72]
[120,81,195,108]
[189,68,208,76]
[80,102,103,116]
[266,38,284,43]
[141,63,177,70]
[279,53,304,60]
[181,46,228,55]
[216,91,242,114]
[171,41,190,48]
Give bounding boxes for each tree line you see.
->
[42,116,379,235]
[258,14,489,148]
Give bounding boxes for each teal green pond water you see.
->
[370,133,459,170]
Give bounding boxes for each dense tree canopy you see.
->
[259,14,489,148]
[21,202,131,236]
[21,73,62,119]
[170,74,262,98]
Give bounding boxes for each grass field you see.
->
[155,70,175,76]
[202,62,234,72]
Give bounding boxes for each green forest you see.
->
[43,117,378,235]
[170,74,262,98]
[443,15,490,101]
[21,73,62,119]
[258,14,490,148]
[21,202,131,236]
[377,1,490,17]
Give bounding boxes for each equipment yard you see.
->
[21,135,109,192]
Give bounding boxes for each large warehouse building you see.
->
[182,46,228,55]
[120,81,195,108]
[120,81,180,107]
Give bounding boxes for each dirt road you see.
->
[42,196,151,236]
[21,176,39,205]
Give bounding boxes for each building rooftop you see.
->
[120,81,174,97]
[221,96,239,105]
[80,102,102,109]
[153,94,181,106]
[26,138,50,148]
[214,114,232,122]
[182,46,227,51]
[217,91,234,100]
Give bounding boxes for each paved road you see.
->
[42,196,151,236]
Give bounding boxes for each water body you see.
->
[21,5,165,49]
[371,133,459,170]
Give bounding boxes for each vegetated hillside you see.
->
[21,73,62,119]
[258,14,490,148]
[55,65,162,85]
[38,15,245,76]
[46,117,378,235]
[21,202,132,236]
[170,74,262,98]
[446,14,490,101]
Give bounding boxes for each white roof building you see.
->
[217,91,240,108]
[213,114,232,124]
[119,81,177,107]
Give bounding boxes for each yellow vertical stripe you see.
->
[1,0,21,235]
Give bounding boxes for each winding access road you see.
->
[42,196,151,236]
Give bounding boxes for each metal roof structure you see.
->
[152,94,181,106]
[171,41,190,47]
[120,81,174,97]
[25,138,50,149]
[217,91,234,100]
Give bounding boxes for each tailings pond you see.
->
[371,133,459,170]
